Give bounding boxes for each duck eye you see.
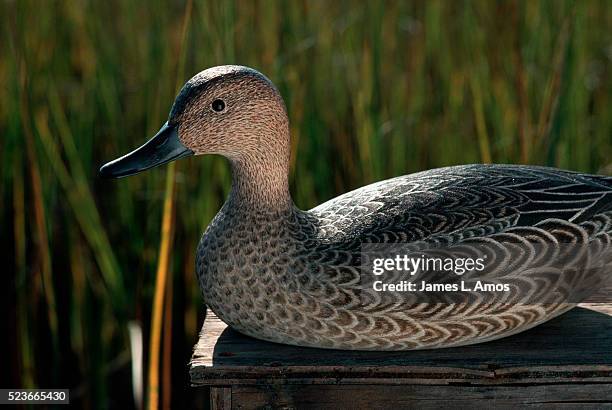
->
[211,99,225,112]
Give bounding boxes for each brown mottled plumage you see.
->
[105,65,612,350]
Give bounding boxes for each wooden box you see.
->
[190,304,612,409]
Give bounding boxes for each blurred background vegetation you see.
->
[2,0,611,408]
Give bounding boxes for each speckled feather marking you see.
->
[197,164,612,350]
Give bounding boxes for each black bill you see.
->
[99,122,193,178]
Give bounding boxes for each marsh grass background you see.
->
[2,0,611,408]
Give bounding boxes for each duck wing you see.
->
[310,164,612,245]
[297,165,612,349]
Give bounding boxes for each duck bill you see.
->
[99,122,193,178]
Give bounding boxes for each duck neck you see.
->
[228,154,293,213]
[224,96,294,215]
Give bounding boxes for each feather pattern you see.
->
[198,164,612,350]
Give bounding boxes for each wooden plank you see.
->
[230,384,612,409]
[209,387,231,410]
[190,304,612,386]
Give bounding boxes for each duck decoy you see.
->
[100,65,612,350]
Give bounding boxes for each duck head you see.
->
[99,65,290,178]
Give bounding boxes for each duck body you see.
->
[100,65,612,350]
[197,163,612,350]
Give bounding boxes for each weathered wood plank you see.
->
[209,387,231,410]
[230,384,612,410]
[190,304,612,386]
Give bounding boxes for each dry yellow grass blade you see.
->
[162,269,174,410]
[147,1,193,408]
[147,162,177,410]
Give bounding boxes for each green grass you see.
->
[3,0,611,408]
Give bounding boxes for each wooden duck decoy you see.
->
[100,65,612,350]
